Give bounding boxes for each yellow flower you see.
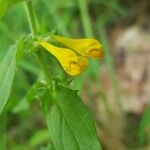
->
[53,35,104,58]
[38,40,88,76]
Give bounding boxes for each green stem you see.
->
[36,51,52,87]
[99,23,122,108]
[26,1,37,36]
[25,1,52,88]
[78,0,94,37]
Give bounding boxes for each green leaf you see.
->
[139,106,150,144]
[45,83,102,150]
[0,45,17,115]
[0,0,30,18]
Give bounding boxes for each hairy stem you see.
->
[25,1,37,36]
[25,1,52,88]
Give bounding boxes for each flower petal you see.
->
[38,40,88,76]
[53,35,104,58]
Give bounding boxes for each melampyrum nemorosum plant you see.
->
[0,0,104,149]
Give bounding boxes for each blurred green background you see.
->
[0,0,150,149]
